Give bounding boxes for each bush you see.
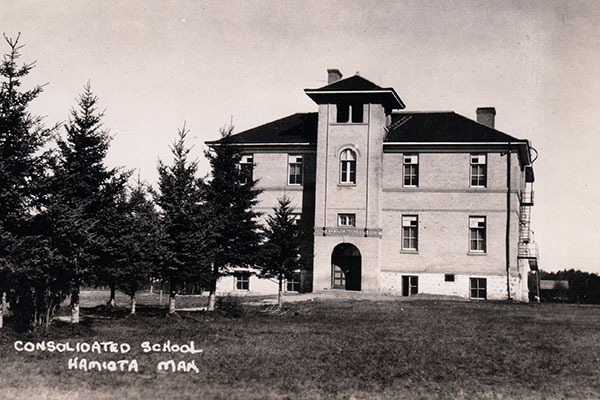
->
[215,295,246,318]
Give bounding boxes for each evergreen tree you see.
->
[261,196,302,310]
[204,126,263,311]
[115,178,162,314]
[55,82,128,322]
[156,125,209,314]
[0,34,59,329]
[19,177,89,327]
[94,172,131,307]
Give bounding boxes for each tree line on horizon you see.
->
[0,35,303,330]
[534,269,600,304]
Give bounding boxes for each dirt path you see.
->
[246,290,468,306]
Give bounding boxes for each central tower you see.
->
[304,71,405,291]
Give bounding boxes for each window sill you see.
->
[330,122,369,126]
[467,252,487,256]
[338,183,356,188]
[470,186,487,189]
[402,185,419,189]
[400,250,419,254]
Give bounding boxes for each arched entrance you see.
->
[331,243,361,291]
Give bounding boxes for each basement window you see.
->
[234,273,250,291]
[470,278,487,299]
[445,274,455,282]
[402,276,418,296]
[286,272,300,292]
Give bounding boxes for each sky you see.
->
[2,0,600,273]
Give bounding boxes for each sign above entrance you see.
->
[319,227,382,238]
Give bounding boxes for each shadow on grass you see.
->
[0,316,97,338]
[82,304,170,319]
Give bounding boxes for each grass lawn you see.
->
[1,292,599,399]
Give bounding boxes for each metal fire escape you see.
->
[518,169,539,270]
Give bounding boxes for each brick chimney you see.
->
[476,107,496,129]
[327,69,343,84]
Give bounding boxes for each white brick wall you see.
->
[380,272,523,300]
[215,273,300,295]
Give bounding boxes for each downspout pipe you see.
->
[505,142,512,301]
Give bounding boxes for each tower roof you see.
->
[309,75,385,91]
[304,74,405,110]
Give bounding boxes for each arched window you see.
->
[340,149,356,184]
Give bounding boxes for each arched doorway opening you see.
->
[331,243,361,291]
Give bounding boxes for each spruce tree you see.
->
[25,177,90,327]
[115,178,162,314]
[156,125,209,314]
[261,196,302,310]
[55,82,127,322]
[94,172,131,307]
[204,126,263,311]
[0,34,59,329]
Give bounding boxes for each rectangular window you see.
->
[470,154,487,187]
[337,103,349,123]
[286,272,300,292]
[402,215,418,251]
[402,276,418,296]
[288,154,303,185]
[240,154,253,185]
[469,216,486,253]
[338,214,356,227]
[445,274,455,282]
[234,273,250,291]
[403,154,419,187]
[351,103,363,123]
[470,278,487,299]
[336,103,363,123]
